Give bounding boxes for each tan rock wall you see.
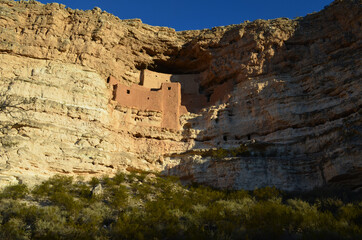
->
[209,80,234,105]
[0,54,190,187]
[0,0,360,191]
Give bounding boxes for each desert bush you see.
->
[226,189,250,202]
[50,191,80,212]
[143,199,183,238]
[0,199,37,225]
[131,181,156,201]
[338,202,362,225]
[130,172,148,182]
[0,217,31,240]
[252,186,281,201]
[315,198,344,214]
[105,184,128,209]
[33,206,70,239]
[89,177,100,188]
[248,200,288,234]
[211,148,229,159]
[189,185,226,205]
[32,175,74,199]
[100,175,112,186]
[0,173,360,239]
[112,172,127,185]
[72,181,92,200]
[74,203,110,239]
[200,145,250,160]
[110,209,148,240]
[230,144,250,157]
[0,183,29,199]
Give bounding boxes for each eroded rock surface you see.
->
[0,0,361,190]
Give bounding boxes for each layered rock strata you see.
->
[0,0,361,190]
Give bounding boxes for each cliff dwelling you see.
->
[108,69,234,130]
[108,70,189,130]
[0,0,361,198]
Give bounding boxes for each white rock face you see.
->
[0,54,188,187]
[0,0,361,190]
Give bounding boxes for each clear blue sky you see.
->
[36,0,334,31]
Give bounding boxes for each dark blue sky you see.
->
[36,0,334,31]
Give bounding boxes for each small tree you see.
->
[0,81,33,131]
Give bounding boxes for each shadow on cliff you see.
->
[164,0,362,191]
[0,81,34,130]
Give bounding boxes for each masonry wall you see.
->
[108,76,184,130]
[141,69,200,95]
[161,82,182,130]
[141,70,207,113]
[109,76,162,112]
[110,70,233,119]
[141,70,171,89]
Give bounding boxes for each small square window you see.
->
[127,90,130,94]
[168,87,171,90]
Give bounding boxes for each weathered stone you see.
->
[91,184,104,196]
[0,0,360,191]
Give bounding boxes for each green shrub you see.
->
[0,173,360,239]
[253,186,281,201]
[76,202,110,238]
[50,191,79,212]
[106,185,128,209]
[131,182,154,200]
[110,209,147,240]
[246,200,294,238]
[0,183,29,199]
[200,144,250,160]
[89,177,100,188]
[0,217,30,240]
[72,181,92,200]
[338,202,362,226]
[227,189,250,201]
[230,144,250,157]
[101,175,114,187]
[315,198,344,214]
[189,185,226,204]
[0,199,38,227]
[113,172,126,185]
[211,148,229,159]
[135,172,147,182]
[33,206,70,239]
[32,175,74,199]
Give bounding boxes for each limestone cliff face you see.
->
[0,0,361,190]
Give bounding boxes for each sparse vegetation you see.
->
[188,144,251,160]
[0,173,361,239]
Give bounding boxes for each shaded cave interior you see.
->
[134,55,234,114]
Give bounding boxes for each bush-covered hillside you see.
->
[0,172,361,240]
